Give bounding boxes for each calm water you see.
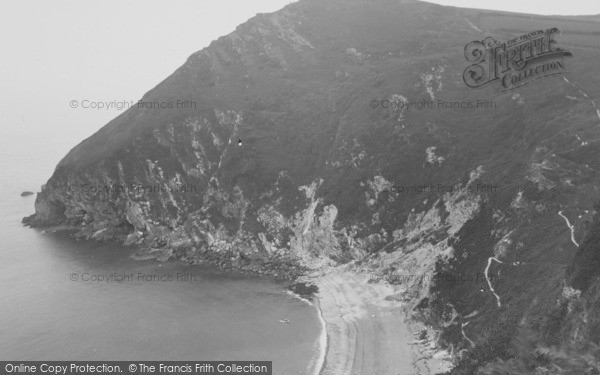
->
[0,123,321,374]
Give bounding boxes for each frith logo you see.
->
[463,27,572,90]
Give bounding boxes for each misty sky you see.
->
[0,0,598,173]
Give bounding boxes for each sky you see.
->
[0,0,296,165]
[427,0,599,16]
[0,0,598,176]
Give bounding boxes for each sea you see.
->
[0,119,322,374]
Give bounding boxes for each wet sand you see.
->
[308,270,451,375]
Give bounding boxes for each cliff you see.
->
[24,0,600,372]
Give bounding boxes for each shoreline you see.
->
[35,225,451,373]
[312,298,327,375]
[284,290,327,375]
[304,269,453,375]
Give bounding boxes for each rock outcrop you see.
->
[24,0,600,372]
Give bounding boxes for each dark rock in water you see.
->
[288,282,319,301]
[20,191,34,197]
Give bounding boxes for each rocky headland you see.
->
[24,0,600,373]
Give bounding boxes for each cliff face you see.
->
[24,0,600,372]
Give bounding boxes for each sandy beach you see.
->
[307,270,452,375]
